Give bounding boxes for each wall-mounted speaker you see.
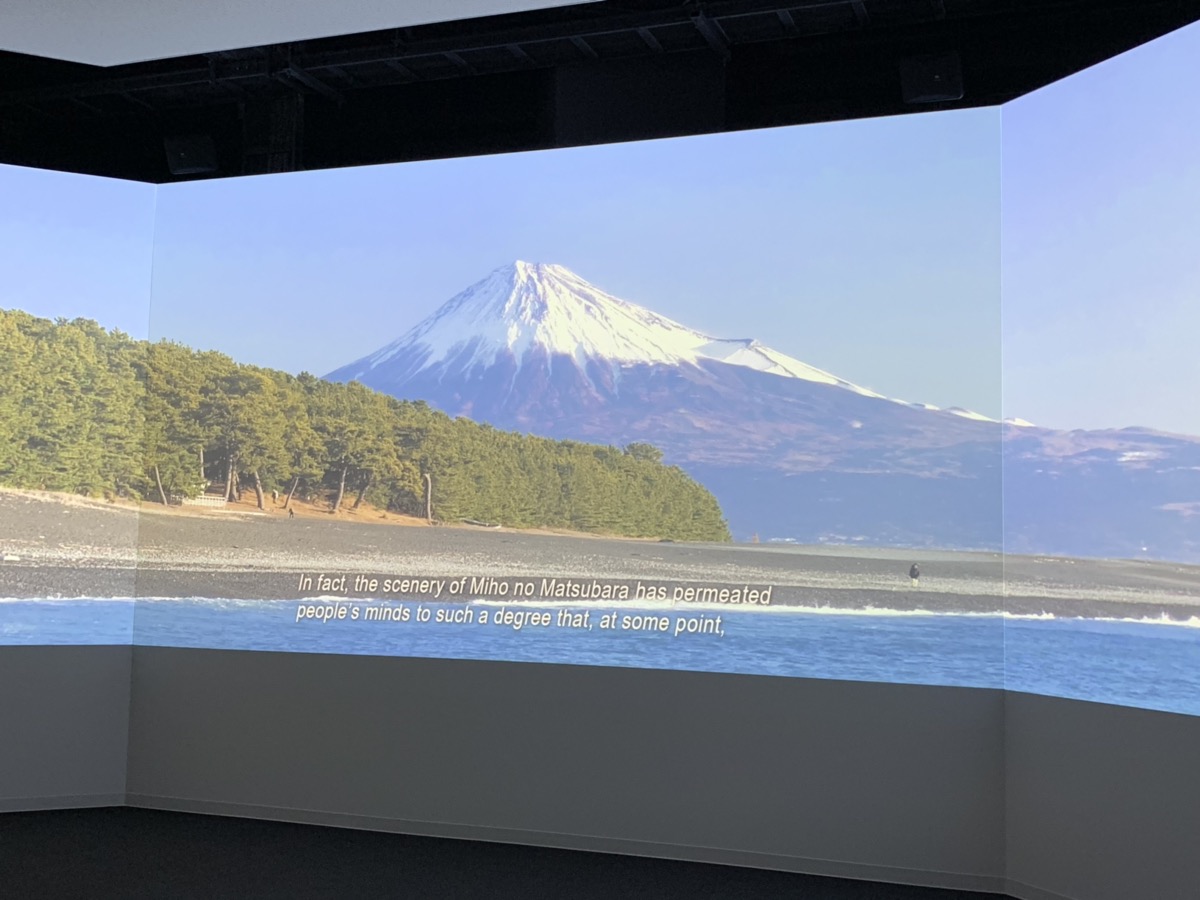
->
[899,51,964,103]
[164,133,217,175]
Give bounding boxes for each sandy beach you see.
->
[2,489,1198,620]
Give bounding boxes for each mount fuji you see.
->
[327,262,1200,560]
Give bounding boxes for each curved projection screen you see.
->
[1000,21,1200,714]
[2,21,1197,717]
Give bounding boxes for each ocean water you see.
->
[2,597,1198,716]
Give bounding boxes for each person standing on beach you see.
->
[909,563,920,587]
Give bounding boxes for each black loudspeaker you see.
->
[164,134,217,175]
[899,51,964,103]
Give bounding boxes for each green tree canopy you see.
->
[0,308,730,542]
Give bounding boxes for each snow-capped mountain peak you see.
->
[339,261,890,401]
[363,261,716,373]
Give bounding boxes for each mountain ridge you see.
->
[326,262,1200,561]
[331,261,1003,421]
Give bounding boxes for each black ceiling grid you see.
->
[1,0,1198,182]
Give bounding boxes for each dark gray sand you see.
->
[2,489,1199,621]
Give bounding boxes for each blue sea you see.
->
[3,597,1198,716]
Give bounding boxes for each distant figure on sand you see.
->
[909,563,920,587]
[272,489,279,504]
[288,508,295,519]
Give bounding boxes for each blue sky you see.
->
[147,108,1002,417]
[1002,21,1200,434]
[0,166,155,338]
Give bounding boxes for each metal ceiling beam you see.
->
[383,58,420,81]
[691,12,731,61]
[0,68,230,106]
[570,35,599,59]
[327,65,358,86]
[279,64,343,104]
[636,27,665,52]
[506,43,536,65]
[442,51,474,72]
[70,97,105,114]
[0,1,908,109]
[120,91,155,111]
[2,0,1194,114]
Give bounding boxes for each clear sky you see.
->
[1002,20,1200,434]
[0,165,156,338]
[146,108,1003,417]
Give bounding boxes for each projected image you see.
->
[1000,21,1200,712]
[126,110,1013,690]
[0,163,156,645]
[2,20,1195,717]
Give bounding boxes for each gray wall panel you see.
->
[1005,692,1200,900]
[126,648,1006,890]
[0,645,131,810]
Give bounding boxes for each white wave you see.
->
[1001,610,1200,629]
[1097,615,1200,629]
[4,594,1196,630]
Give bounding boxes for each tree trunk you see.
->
[153,465,169,506]
[232,469,242,501]
[284,475,299,510]
[199,447,205,483]
[332,465,348,512]
[352,472,373,510]
[253,470,265,510]
[225,456,235,501]
[424,473,432,523]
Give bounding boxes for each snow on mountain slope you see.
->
[320,262,1200,558]
[359,262,700,375]
[944,406,996,422]
[334,260,995,413]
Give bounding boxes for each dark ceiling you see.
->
[1,0,1198,182]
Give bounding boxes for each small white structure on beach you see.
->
[180,495,228,509]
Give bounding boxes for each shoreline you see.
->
[3,563,1199,624]
[3,486,1199,623]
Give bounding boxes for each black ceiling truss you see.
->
[0,0,881,111]
[0,0,1197,181]
[0,0,1186,115]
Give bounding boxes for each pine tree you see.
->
[0,308,731,541]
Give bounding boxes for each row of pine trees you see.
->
[0,309,731,541]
